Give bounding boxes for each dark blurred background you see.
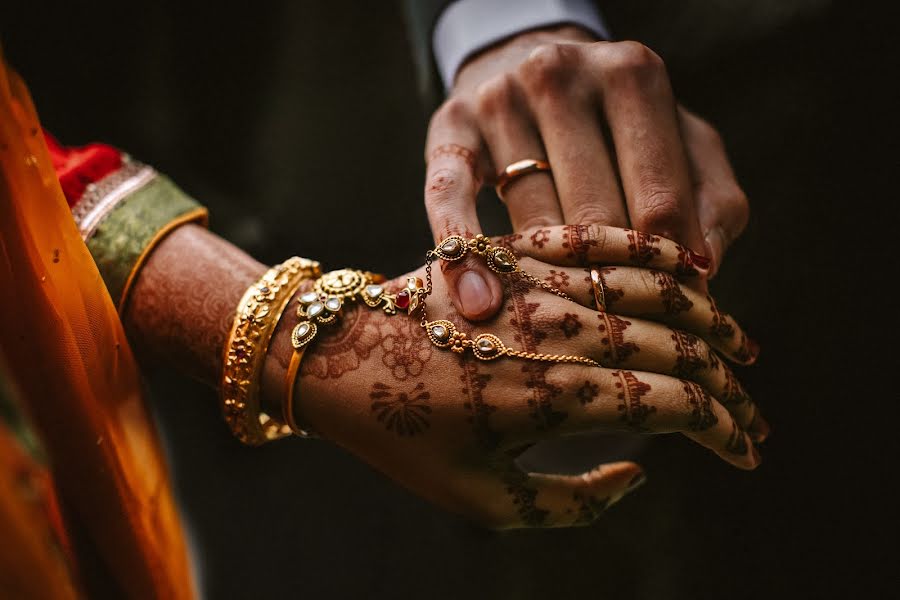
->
[1,1,896,598]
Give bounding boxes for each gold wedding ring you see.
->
[495,159,551,200]
[590,267,607,312]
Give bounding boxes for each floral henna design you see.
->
[545,269,570,290]
[301,306,382,379]
[683,381,717,431]
[652,271,694,315]
[494,232,523,252]
[612,370,655,431]
[598,313,640,365]
[671,329,708,379]
[707,295,735,339]
[562,224,599,266]
[507,277,566,431]
[576,381,600,405]
[504,470,549,527]
[369,381,432,436]
[626,230,661,265]
[572,492,610,526]
[530,228,551,249]
[559,313,582,339]
[380,316,433,381]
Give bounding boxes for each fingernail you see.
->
[627,472,647,491]
[458,270,492,316]
[750,415,771,443]
[689,249,711,270]
[703,231,721,277]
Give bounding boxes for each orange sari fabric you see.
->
[0,56,195,598]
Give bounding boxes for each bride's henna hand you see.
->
[291,258,763,529]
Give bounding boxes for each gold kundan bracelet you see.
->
[221,256,321,445]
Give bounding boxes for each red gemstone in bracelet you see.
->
[395,290,410,309]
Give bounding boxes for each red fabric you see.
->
[42,131,122,207]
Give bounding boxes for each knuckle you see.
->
[431,96,472,130]
[583,223,609,253]
[474,74,516,117]
[603,41,666,82]
[519,43,579,93]
[424,167,466,210]
[632,187,685,237]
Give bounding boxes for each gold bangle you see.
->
[221,256,321,445]
[283,348,314,437]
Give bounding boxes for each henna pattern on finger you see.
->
[559,313,582,339]
[572,492,610,526]
[503,469,549,527]
[507,277,566,430]
[494,232,523,253]
[531,228,551,249]
[707,295,735,339]
[733,333,754,363]
[427,143,478,170]
[369,381,432,436]
[721,365,751,407]
[724,421,749,455]
[671,329,708,379]
[598,313,639,365]
[683,381,717,431]
[576,381,600,405]
[562,224,599,266]
[612,371,655,431]
[626,230,661,266]
[652,271,693,315]
[545,269,570,290]
[588,267,624,310]
[675,244,700,278]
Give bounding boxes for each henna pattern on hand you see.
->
[559,313,582,339]
[494,232,523,251]
[626,230,661,265]
[724,421,749,455]
[652,271,694,315]
[380,316,433,381]
[562,224,599,266]
[576,381,600,405]
[545,269,570,290]
[369,381,432,436]
[612,370,655,431]
[598,313,639,365]
[572,492,610,526]
[707,294,735,339]
[301,306,383,379]
[683,381,717,431]
[459,355,501,452]
[671,329,707,379]
[530,228,551,249]
[507,277,566,431]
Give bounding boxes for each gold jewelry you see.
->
[421,235,601,367]
[221,256,321,445]
[589,267,607,312]
[495,158,551,199]
[283,348,314,437]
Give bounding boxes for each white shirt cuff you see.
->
[433,0,611,91]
